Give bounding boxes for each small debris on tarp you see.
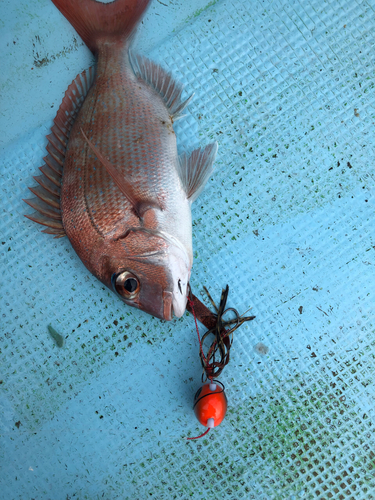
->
[254,342,269,355]
[47,325,65,347]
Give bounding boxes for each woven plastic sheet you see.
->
[1,0,375,498]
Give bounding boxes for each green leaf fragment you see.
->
[47,325,65,347]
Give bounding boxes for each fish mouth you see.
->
[162,289,188,320]
[163,291,173,321]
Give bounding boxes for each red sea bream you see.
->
[24,0,217,320]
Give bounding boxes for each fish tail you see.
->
[51,0,151,53]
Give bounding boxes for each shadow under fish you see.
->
[23,0,217,321]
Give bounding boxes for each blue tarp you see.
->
[1,0,375,498]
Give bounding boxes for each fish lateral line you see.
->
[80,127,163,219]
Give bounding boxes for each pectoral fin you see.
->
[81,128,162,218]
[178,142,218,203]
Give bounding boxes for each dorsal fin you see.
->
[24,66,95,238]
[178,143,218,203]
[129,52,193,120]
[27,185,60,209]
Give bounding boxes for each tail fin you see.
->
[51,0,151,53]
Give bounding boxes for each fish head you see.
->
[100,229,191,320]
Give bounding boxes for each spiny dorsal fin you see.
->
[178,142,218,203]
[33,174,60,198]
[39,164,61,188]
[24,66,95,238]
[41,227,66,238]
[23,198,62,220]
[24,212,64,230]
[129,52,193,120]
[28,185,60,209]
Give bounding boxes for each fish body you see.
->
[24,0,217,320]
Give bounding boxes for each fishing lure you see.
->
[186,286,255,440]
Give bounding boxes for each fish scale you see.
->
[69,62,184,237]
[24,0,218,320]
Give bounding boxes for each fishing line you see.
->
[185,286,255,440]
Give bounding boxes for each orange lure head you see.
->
[193,381,227,428]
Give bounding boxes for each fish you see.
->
[23,0,217,321]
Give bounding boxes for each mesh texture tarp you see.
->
[1,0,375,498]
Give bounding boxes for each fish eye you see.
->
[113,271,140,299]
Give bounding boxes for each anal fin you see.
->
[178,143,218,203]
[129,52,193,120]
